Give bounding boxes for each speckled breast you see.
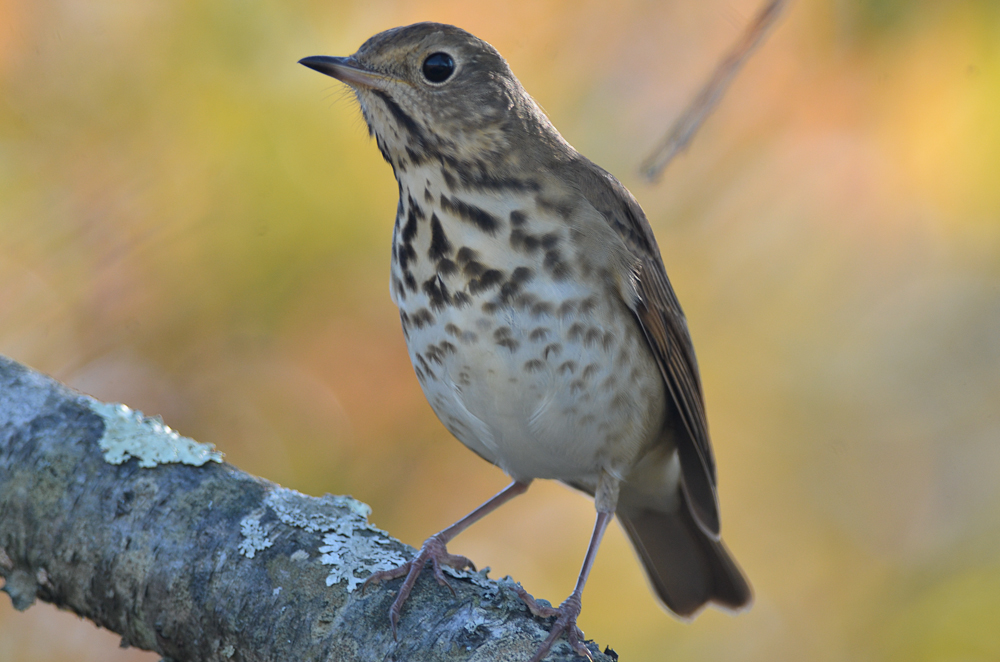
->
[388,172,666,484]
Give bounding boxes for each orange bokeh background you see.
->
[3,1,999,660]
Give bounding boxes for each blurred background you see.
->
[2,0,999,660]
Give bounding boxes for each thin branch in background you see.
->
[640,0,788,182]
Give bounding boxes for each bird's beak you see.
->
[298,55,396,89]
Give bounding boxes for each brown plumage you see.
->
[301,21,751,660]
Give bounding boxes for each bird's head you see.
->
[300,23,563,170]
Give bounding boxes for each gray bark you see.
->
[0,355,616,662]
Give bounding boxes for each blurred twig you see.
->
[640,0,787,182]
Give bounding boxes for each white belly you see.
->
[401,278,665,483]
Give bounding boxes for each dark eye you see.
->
[422,52,455,83]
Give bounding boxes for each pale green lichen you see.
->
[246,487,508,596]
[263,487,410,592]
[267,488,374,533]
[238,517,273,558]
[318,530,408,592]
[90,400,223,468]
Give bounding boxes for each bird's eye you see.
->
[422,52,455,83]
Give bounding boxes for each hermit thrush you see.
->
[301,22,751,661]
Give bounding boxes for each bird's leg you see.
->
[363,480,530,637]
[515,509,614,662]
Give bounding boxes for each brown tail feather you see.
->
[617,497,752,618]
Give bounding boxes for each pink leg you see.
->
[363,480,530,637]
[515,510,613,662]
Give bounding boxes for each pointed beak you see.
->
[298,55,396,89]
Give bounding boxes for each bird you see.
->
[300,22,752,661]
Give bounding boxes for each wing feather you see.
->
[576,162,721,537]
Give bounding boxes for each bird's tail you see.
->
[617,491,752,618]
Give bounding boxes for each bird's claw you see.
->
[363,534,475,638]
[515,586,591,662]
[361,564,409,594]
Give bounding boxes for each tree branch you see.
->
[0,355,616,662]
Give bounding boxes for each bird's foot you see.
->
[514,585,591,662]
[362,534,475,638]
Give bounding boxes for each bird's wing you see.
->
[577,162,721,537]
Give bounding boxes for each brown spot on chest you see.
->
[468,268,505,295]
[493,326,520,352]
[529,327,550,342]
[428,213,453,261]
[410,308,435,329]
[440,194,500,235]
[422,275,451,311]
[456,246,479,264]
[543,248,570,280]
[510,228,541,254]
[436,258,458,276]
